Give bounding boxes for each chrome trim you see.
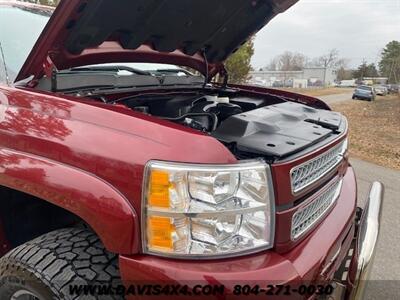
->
[321,245,342,275]
[147,204,268,218]
[291,179,343,240]
[349,182,384,300]
[329,281,347,300]
[290,139,347,194]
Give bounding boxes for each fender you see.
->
[0,147,139,254]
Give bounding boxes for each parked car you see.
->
[249,78,268,87]
[0,1,384,300]
[338,79,357,87]
[361,79,374,86]
[388,84,400,94]
[374,85,388,96]
[352,85,376,101]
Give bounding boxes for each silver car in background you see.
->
[374,85,388,96]
[352,85,376,101]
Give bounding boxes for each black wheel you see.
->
[0,228,121,300]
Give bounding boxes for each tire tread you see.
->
[0,228,121,300]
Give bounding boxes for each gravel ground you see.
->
[319,92,354,105]
[330,94,400,170]
[277,87,354,97]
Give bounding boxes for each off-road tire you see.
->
[0,228,122,300]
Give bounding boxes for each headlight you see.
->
[142,160,275,259]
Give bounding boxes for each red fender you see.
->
[0,148,139,254]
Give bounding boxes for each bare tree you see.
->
[266,51,307,71]
[314,49,342,68]
[266,57,279,71]
[335,58,352,80]
[336,67,353,81]
[279,52,295,71]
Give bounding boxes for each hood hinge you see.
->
[43,55,59,92]
[220,66,229,88]
[43,55,57,79]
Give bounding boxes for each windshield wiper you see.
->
[150,68,193,76]
[64,84,207,98]
[68,65,152,76]
[50,66,155,92]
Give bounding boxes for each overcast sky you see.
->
[252,0,400,69]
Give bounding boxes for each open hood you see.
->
[16,0,298,82]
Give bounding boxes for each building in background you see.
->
[293,78,308,88]
[249,67,337,88]
[362,77,388,85]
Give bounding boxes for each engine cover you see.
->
[212,102,346,158]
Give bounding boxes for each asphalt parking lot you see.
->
[350,159,400,299]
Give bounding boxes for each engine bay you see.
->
[122,94,263,132]
[33,64,346,160]
[117,92,347,160]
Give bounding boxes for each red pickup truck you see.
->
[0,1,383,299]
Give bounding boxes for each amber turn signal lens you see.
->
[148,170,170,208]
[148,216,174,250]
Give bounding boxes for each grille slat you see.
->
[290,140,347,193]
[291,179,343,240]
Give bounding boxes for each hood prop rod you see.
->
[0,41,10,85]
[202,48,209,89]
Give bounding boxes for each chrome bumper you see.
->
[348,182,384,300]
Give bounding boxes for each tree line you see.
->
[349,41,399,83]
[264,49,347,72]
[226,40,399,84]
[22,0,60,6]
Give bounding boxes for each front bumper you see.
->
[344,182,384,299]
[118,169,383,299]
[353,93,374,100]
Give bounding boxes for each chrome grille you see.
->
[291,179,343,240]
[290,140,347,193]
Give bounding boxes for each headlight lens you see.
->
[142,160,275,258]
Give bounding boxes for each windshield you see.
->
[0,5,50,82]
[0,4,200,86]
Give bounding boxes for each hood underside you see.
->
[16,0,298,82]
